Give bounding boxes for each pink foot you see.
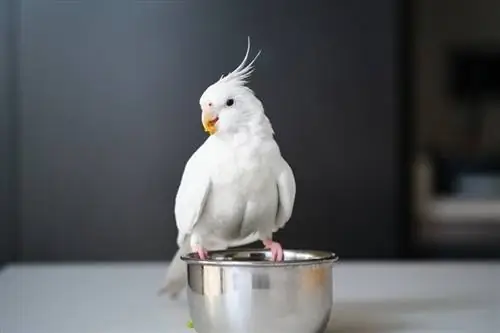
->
[193,246,208,260]
[262,240,284,261]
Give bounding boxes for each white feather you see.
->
[173,144,212,247]
[273,157,296,230]
[218,36,261,87]
[160,37,296,298]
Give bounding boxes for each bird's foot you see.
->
[193,245,208,260]
[262,239,284,261]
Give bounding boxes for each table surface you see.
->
[1,262,499,333]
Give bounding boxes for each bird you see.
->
[158,37,296,298]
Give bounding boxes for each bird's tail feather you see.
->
[157,240,191,299]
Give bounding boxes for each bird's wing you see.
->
[174,143,212,247]
[273,156,296,230]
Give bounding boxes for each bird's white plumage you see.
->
[273,157,296,230]
[175,131,295,249]
[160,37,296,298]
[173,144,212,247]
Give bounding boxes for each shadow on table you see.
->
[325,296,489,333]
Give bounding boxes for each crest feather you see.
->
[218,36,261,86]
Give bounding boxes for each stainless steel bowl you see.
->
[181,249,338,333]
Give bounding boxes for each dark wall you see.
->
[14,0,398,261]
[0,0,17,264]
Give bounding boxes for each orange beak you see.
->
[202,107,218,135]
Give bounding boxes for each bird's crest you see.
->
[218,37,261,87]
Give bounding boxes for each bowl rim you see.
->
[180,248,339,267]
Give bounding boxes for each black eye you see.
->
[226,98,234,107]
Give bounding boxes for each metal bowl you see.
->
[181,249,338,333]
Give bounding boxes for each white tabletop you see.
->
[0,262,499,333]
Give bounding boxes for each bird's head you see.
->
[199,37,267,136]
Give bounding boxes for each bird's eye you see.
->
[226,98,234,107]
[208,102,213,107]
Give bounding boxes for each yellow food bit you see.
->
[186,320,194,329]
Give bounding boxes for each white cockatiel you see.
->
[159,38,296,298]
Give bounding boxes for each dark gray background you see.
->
[1,0,399,262]
[0,0,17,264]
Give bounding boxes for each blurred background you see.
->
[0,0,499,266]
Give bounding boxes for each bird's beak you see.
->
[202,108,218,135]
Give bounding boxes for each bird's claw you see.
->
[263,240,284,261]
[193,246,208,260]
